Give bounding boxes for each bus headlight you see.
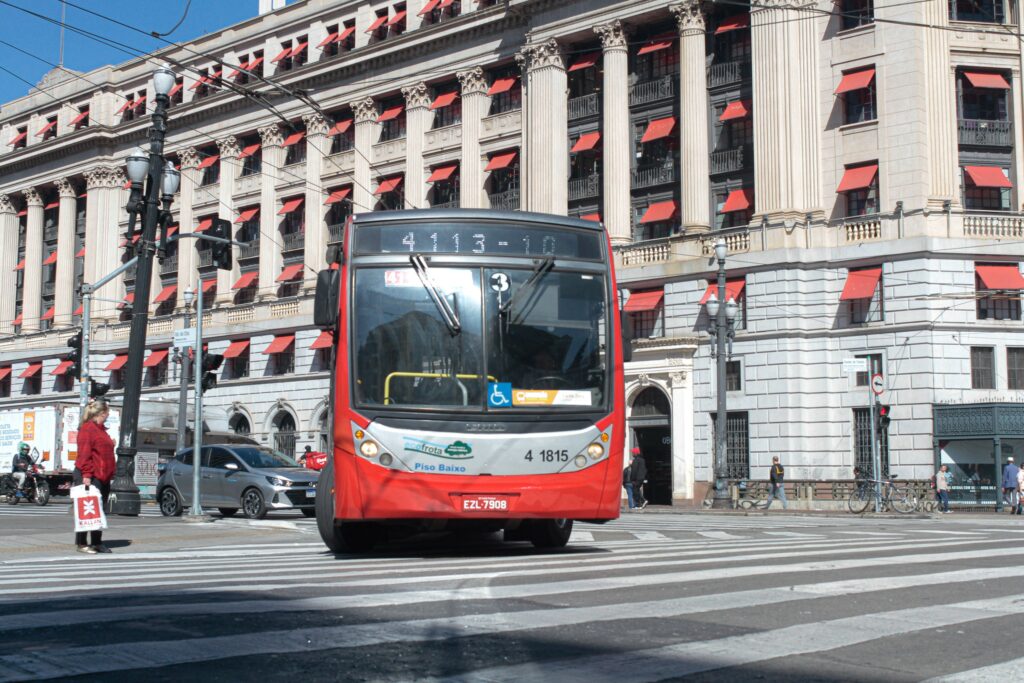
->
[360,441,379,458]
[379,453,393,467]
[587,443,605,459]
[574,455,587,468]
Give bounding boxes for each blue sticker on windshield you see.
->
[488,382,512,408]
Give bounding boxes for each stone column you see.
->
[520,40,569,215]
[923,0,957,209]
[217,137,241,304]
[54,178,77,327]
[458,67,488,209]
[0,195,17,333]
[669,369,695,500]
[671,3,712,234]
[176,147,200,307]
[594,21,632,244]
[258,124,284,298]
[303,112,329,286]
[750,0,822,220]
[351,98,377,213]
[20,188,43,333]
[83,166,126,322]
[402,83,430,209]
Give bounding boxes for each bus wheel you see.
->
[528,519,573,548]
[316,459,377,554]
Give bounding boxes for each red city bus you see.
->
[312,210,627,552]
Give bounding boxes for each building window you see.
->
[976,269,1022,321]
[971,346,995,389]
[1009,348,1024,390]
[841,0,874,28]
[963,167,1011,211]
[841,163,879,216]
[488,67,522,115]
[271,348,295,375]
[855,353,883,387]
[239,136,262,176]
[726,360,742,391]
[713,26,751,63]
[199,146,220,186]
[11,126,27,150]
[329,114,354,153]
[844,79,876,124]
[390,3,407,35]
[284,126,307,165]
[710,411,749,479]
[146,358,168,387]
[378,99,406,142]
[0,370,10,398]
[627,295,664,340]
[292,35,308,67]
[949,0,1004,23]
[72,107,89,130]
[633,40,679,83]
[959,73,1009,121]
[848,269,884,324]
[229,413,251,435]
[228,351,250,380]
[431,84,461,129]
[368,9,389,40]
[273,40,294,72]
[170,77,184,105]
[853,407,889,477]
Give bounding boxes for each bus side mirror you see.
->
[620,310,633,363]
[314,269,340,328]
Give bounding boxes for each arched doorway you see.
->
[629,386,673,506]
[229,413,251,436]
[272,412,297,458]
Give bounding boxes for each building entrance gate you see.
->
[630,387,673,506]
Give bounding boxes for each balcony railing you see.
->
[160,253,178,274]
[711,146,747,175]
[963,210,1024,239]
[629,76,675,107]
[327,223,345,243]
[958,118,1013,147]
[568,93,600,120]
[239,242,260,260]
[197,250,214,268]
[488,187,520,211]
[569,174,600,200]
[707,61,744,88]
[43,225,58,241]
[631,164,677,189]
[282,231,304,252]
[42,281,55,296]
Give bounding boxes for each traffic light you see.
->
[876,404,891,431]
[65,331,82,380]
[89,379,110,398]
[210,218,233,271]
[200,353,224,392]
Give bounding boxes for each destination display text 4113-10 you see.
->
[354,223,602,260]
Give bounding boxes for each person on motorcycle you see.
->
[11,442,32,491]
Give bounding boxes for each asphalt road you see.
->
[2,503,1023,681]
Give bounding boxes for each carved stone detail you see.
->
[669,371,687,387]
[84,166,126,189]
[177,147,201,169]
[518,39,564,72]
[302,112,330,137]
[594,20,628,50]
[637,373,650,387]
[0,194,14,214]
[351,97,378,124]
[55,177,77,199]
[258,124,284,148]
[670,1,705,33]
[217,136,241,158]
[457,67,488,96]
[21,187,42,206]
[401,82,431,110]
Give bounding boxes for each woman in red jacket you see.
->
[75,398,115,554]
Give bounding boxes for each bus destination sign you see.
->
[355,223,602,260]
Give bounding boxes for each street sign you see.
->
[843,357,868,373]
[871,373,885,396]
[173,328,196,349]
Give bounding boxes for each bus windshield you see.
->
[353,265,608,412]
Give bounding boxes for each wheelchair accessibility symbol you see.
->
[488,382,512,408]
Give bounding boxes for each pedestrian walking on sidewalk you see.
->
[765,456,787,510]
[74,399,116,555]
[624,447,648,510]
[1017,466,1024,515]
[1004,457,1020,513]
[934,464,951,513]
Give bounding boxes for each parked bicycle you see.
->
[847,476,918,514]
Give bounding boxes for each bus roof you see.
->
[351,209,605,232]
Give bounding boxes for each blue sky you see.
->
[0,1,267,104]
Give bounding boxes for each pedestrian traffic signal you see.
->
[200,353,224,392]
[66,331,82,380]
[877,404,891,430]
[89,379,110,398]
[210,218,233,271]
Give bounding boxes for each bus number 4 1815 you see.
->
[525,450,570,463]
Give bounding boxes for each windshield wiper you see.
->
[499,256,554,321]
[410,254,461,336]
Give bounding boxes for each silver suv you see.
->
[157,445,319,519]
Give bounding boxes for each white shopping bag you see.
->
[70,484,107,533]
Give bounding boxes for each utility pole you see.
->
[78,256,137,412]
[705,238,738,508]
[175,285,195,454]
[110,65,179,516]
[188,280,207,520]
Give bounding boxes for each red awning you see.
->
[366,15,388,32]
[485,151,517,171]
[374,176,404,195]
[196,154,219,170]
[14,259,24,271]
[70,110,89,126]
[282,131,306,147]
[202,279,216,293]
[40,307,54,321]
[263,335,295,354]
[116,99,133,114]
[236,207,260,224]
[169,83,183,97]
[488,77,518,96]
[51,360,74,376]
[715,13,750,34]
[963,71,1011,90]
[310,330,333,350]
[623,290,664,313]
[42,251,58,265]
[325,188,352,204]
[721,188,754,213]
[189,75,209,90]
[581,213,601,222]
[133,97,147,110]
[44,201,60,210]
[232,272,258,290]
[0,367,10,381]
[420,0,440,13]
[105,354,128,371]
[195,217,214,232]
[638,34,674,55]
[278,197,305,215]
[641,117,676,143]
[9,131,26,146]
[337,27,355,43]
[153,284,177,303]
[143,349,169,368]
[640,200,678,224]
[840,267,883,301]
[117,293,135,309]
[228,62,248,79]
[276,264,304,282]
[571,132,601,153]
[568,52,600,72]
[427,165,458,182]
[719,100,751,122]
[271,46,293,63]
[964,165,1012,189]
[699,279,746,305]
[16,209,26,217]
[238,143,260,159]
[976,264,1024,289]
[318,32,339,47]
[835,68,875,95]
[223,340,250,358]
[837,164,879,192]
[73,304,82,315]
[329,120,352,136]
[76,247,85,258]
[430,91,459,111]
[439,0,456,7]
[378,105,404,122]
[19,363,42,379]
[36,120,56,137]
[11,314,22,326]
[289,42,308,57]
[387,10,407,26]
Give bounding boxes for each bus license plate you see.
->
[305,489,316,498]
[461,495,510,512]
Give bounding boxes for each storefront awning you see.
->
[232,272,258,290]
[427,165,458,182]
[837,164,878,192]
[19,363,41,378]
[840,267,882,300]
[263,335,295,355]
[715,13,750,34]
[721,188,754,213]
[310,330,333,350]
[699,279,746,305]
[430,92,459,110]
[719,100,751,122]
[325,188,352,204]
[568,53,600,71]
[105,354,128,372]
[640,200,678,224]
[963,71,1011,90]
[487,77,517,96]
[328,120,352,136]
[835,68,876,95]
[637,34,673,55]
[223,340,250,358]
[377,105,404,122]
[485,151,517,171]
[641,117,676,143]
[276,264,304,282]
[143,349,169,368]
[623,290,664,313]
[282,131,305,147]
[976,264,1024,289]
[964,165,1011,189]
[278,197,304,215]
[236,207,260,224]
[238,143,260,159]
[374,176,404,195]
[153,284,177,304]
[571,132,601,153]
[51,360,74,376]
[195,218,213,232]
